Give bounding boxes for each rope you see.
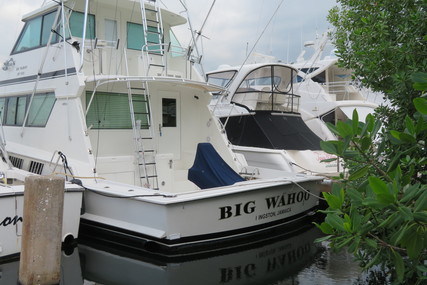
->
[290,180,326,201]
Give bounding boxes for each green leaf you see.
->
[414,190,427,211]
[406,229,424,259]
[398,206,413,222]
[320,141,339,155]
[365,238,377,249]
[348,165,369,181]
[411,72,427,91]
[414,97,427,114]
[314,222,334,235]
[392,250,405,283]
[325,213,346,232]
[346,188,363,203]
[368,176,388,196]
[369,177,395,202]
[404,115,415,136]
[323,192,343,210]
[336,120,354,138]
[314,234,333,243]
[352,109,359,133]
[413,212,427,223]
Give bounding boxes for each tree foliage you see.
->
[328,0,427,115]
[318,0,427,284]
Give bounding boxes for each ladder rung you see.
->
[146,19,160,24]
[131,87,146,91]
[139,162,156,166]
[140,150,155,153]
[141,175,158,179]
[149,64,165,67]
[145,8,158,13]
[146,30,161,35]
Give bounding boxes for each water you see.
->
[0,226,365,285]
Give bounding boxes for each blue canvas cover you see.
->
[188,143,245,189]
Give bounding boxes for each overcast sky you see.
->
[0,0,337,72]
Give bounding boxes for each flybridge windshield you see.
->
[206,71,237,88]
[231,65,300,113]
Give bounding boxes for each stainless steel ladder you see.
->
[127,81,159,190]
[140,0,166,76]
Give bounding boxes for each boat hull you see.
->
[0,186,83,261]
[79,177,322,257]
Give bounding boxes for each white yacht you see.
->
[207,62,341,176]
[293,31,379,141]
[0,0,324,257]
[0,146,83,261]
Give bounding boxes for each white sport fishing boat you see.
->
[293,31,379,141]
[0,0,324,257]
[0,146,83,261]
[207,62,340,176]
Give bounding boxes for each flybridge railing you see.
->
[231,91,301,113]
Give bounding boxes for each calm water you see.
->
[1,226,366,285]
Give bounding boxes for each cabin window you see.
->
[0,98,5,122]
[69,11,95,39]
[2,93,55,127]
[207,71,237,88]
[162,98,176,127]
[5,96,27,125]
[86,92,149,129]
[12,11,59,54]
[104,19,118,42]
[26,93,56,127]
[169,30,185,57]
[127,22,161,51]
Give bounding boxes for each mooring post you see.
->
[19,176,65,285]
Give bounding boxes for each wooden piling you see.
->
[19,176,65,285]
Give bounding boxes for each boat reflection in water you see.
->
[1,225,337,285]
[79,224,323,285]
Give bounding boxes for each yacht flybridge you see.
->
[207,63,340,176]
[0,0,324,256]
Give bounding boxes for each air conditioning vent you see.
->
[29,161,44,175]
[9,156,24,169]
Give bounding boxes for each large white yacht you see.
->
[293,31,380,141]
[207,62,341,176]
[0,0,325,257]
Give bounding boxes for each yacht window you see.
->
[104,19,118,42]
[127,22,161,51]
[127,22,144,50]
[207,71,237,88]
[169,29,185,57]
[0,98,5,122]
[69,11,95,39]
[162,98,176,127]
[12,11,59,54]
[5,96,27,126]
[41,12,58,46]
[86,92,149,129]
[27,93,56,127]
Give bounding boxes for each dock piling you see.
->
[18,176,65,285]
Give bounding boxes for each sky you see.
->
[0,0,337,72]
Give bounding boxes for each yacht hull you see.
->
[0,185,83,261]
[78,177,321,257]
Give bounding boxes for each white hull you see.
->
[79,175,321,255]
[0,183,83,260]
